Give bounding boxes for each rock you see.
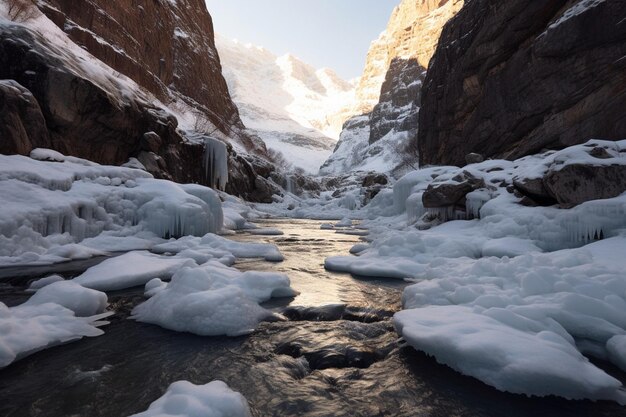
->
[323,0,463,175]
[589,146,613,160]
[465,153,484,165]
[361,173,389,188]
[512,177,557,206]
[419,0,626,166]
[422,171,485,208]
[37,0,242,135]
[543,164,626,207]
[249,176,282,204]
[0,80,50,155]
[141,132,162,153]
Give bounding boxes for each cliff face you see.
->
[38,0,241,134]
[418,0,626,166]
[353,0,464,117]
[0,3,277,202]
[322,0,462,175]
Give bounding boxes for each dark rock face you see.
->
[544,164,626,207]
[419,0,626,167]
[0,79,50,154]
[422,171,485,208]
[37,0,241,134]
[369,58,425,145]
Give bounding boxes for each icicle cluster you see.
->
[203,137,229,190]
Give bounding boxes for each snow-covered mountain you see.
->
[216,35,357,174]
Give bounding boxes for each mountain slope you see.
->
[321,0,463,176]
[216,36,356,173]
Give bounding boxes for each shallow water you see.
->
[0,219,625,417]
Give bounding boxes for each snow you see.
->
[319,139,626,402]
[131,261,296,336]
[24,281,108,317]
[0,152,224,267]
[394,306,625,403]
[215,35,356,173]
[27,275,65,291]
[130,380,251,417]
[73,251,196,291]
[0,302,110,368]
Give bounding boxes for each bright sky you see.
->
[204,0,398,80]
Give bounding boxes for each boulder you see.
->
[141,132,162,153]
[543,164,626,207]
[0,79,50,154]
[361,172,389,188]
[423,171,485,208]
[465,153,484,165]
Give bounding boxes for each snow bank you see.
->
[395,306,625,402]
[131,261,296,336]
[0,152,224,266]
[130,380,251,417]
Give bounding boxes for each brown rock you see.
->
[543,164,626,207]
[0,79,50,154]
[141,132,162,153]
[422,171,485,208]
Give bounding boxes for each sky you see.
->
[204,0,399,80]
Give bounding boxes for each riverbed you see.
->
[0,219,624,416]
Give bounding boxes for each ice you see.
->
[203,137,229,190]
[334,217,353,227]
[27,275,65,291]
[0,301,111,368]
[74,251,196,291]
[24,281,108,317]
[131,261,296,336]
[153,233,284,262]
[247,228,284,236]
[130,380,251,417]
[0,152,226,266]
[394,306,626,403]
[607,335,626,372]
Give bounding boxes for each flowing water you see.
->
[0,219,625,417]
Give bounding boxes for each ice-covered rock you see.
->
[130,380,251,417]
[24,281,108,317]
[131,261,296,336]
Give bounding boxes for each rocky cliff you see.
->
[322,0,462,175]
[418,0,626,167]
[37,0,242,136]
[0,1,284,202]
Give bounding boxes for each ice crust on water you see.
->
[131,261,296,336]
[394,306,625,403]
[0,281,111,368]
[73,251,196,291]
[130,380,251,417]
[24,281,108,317]
[0,152,225,266]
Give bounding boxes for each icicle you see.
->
[203,137,229,190]
[285,176,294,194]
[465,189,492,220]
[406,192,425,224]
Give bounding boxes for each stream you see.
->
[0,219,625,417]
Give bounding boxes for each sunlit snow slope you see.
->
[216,35,356,174]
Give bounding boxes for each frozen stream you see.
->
[0,219,625,416]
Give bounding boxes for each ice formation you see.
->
[203,137,229,190]
[73,251,197,291]
[0,151,225,266]
[24,281,108,317]
[0,303,110,368]
[131,261,296,336]
[130,380,251,417]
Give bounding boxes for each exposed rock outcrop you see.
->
[322,0,463,175]
[419,0,626,167]
[0,79,50,154]
[37,0,241,134]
